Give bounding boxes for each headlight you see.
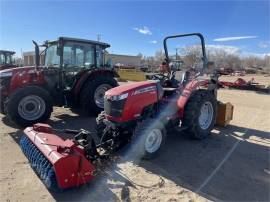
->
[0,71,12,78]
[109,93,128,101]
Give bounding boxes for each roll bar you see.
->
[163,33,208,70]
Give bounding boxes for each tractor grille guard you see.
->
[104,98,126,117]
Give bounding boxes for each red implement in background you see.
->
[219,77,269,93]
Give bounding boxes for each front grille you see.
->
[0,77,11,87]
[104,98,126,117]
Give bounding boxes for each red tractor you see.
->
[0,37,118,126]
[0,50,17,70]
[20,33,223,191]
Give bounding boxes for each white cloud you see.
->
[206,44,241,55]
[133,26,152,35]
[206,44,269,58]
[176,44,241,56]
[241,52,270,58]
[258,41,270,48]
[149,40,157,44]
[213,36,258,42]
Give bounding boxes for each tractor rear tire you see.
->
[133,118,166,159]
[183,89,217,139]
[6,86,53,127]
[80,76,117,115]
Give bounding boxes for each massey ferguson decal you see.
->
[133,85,156,95]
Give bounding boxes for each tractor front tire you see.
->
[6,86,53,127]
[183,89,217,139]
[133,118,166,159]
[80,76,117,115]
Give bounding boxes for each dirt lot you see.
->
[0,75,269,202]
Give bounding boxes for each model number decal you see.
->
[133,86,156,95]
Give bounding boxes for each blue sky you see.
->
[0,0,269,57]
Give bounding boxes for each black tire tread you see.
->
[183,89,217,139]
[133,118,166,159]
[6,86,53,127]
[80,76,117,114]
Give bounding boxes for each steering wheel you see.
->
[151,73,168,80]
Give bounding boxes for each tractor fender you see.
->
[177,80,209,118]
[9,68,45,94]
[73,68,117,97]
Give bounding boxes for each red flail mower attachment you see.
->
[20,124,96,191]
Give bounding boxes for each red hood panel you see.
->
[0,66,35,73]
[106,81,157,96]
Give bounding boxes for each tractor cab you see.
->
[0,50,16,70]
[37,37,111,89]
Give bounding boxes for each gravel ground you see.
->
[0,75,269,202]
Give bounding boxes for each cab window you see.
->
[85,47,95,68]
[96,46,104,67]
[63,42,95,68]
[6,54,12,64]
[45,45,60,67]
[0,53,4,65]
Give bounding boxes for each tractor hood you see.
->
[0,64,17,71]
[0,66,36,78]
[105,80,158,99]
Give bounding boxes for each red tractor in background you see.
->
[20,33,224,191]
[0,50,17,70]
[0,37,118,126]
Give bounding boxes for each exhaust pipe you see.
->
[32,40,40,68]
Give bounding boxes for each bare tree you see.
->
[180,45,202,68]
[154,49,165,65]
[138,46,270,73]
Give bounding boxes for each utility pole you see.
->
[175,48,181,60]
[21,48,23,66]
[97,34,101,42]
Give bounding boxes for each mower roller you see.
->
[20,33,229,191]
